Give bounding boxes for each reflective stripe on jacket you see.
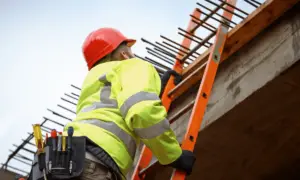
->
[64,58,182,174]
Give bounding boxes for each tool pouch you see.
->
[32,136,86,180]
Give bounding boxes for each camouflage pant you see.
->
[80,159,118,180]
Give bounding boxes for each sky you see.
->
[0,0,258,176]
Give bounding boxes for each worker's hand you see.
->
[160,70,182,97]
[161,70,182,85]
[168,150,196,175]
[169,70,182,85]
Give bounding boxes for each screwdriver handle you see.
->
[57,135,62,151]
[67,126,74,151]
[62,136,66,152]
[51,129,57,151]
[67,126,74,174]
[33,124,44,154]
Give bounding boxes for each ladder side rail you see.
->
[170,0,237,179]
[131,8,201,180]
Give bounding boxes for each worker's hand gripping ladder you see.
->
[132,1,237,179]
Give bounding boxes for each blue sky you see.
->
[0,0,257,176]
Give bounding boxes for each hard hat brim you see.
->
[125,39,136,47]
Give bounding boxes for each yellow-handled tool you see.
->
[62,136,66,152]
[32,124,44,154]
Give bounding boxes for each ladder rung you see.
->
[168,62,207,100]
[169,100,195,124]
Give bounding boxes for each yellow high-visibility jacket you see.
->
[64,58,181,174]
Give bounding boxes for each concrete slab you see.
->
[143,2,300,180]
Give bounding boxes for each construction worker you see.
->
[63,27,196,180]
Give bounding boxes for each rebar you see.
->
[190,14,217,32]
[43,117,65,127]
[181,30,216,62]
[217,0,249,16]
[71,84,81,91]
[155,42,187,58]
[146,48,175,65]
[178,32,211,49]
[2,164,30,174]
[71,92,80,97]
[47,109,72,121]
[22,139,35,147]
[57,104,76,114]
[204,0,246,19]
[9,150,33,162]
[64,93,79,101]
[244,0,259,8]
[249,0,262,5]
[61,97,77,106]
[163,41,201,57]
[156,41,197,60]
[152,47,180,61]
[141,38,176,58]
[160,35,190,51]
[147,59,170,71]
[190,1,225,33]
[197,2,238,25]
[197,8,235,28]
[41,126,51,133]
[12,157,32,166]
[27,132,45,138]
[179,27,213,46]
[13,144,35,154]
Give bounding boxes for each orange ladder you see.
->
[132,1,236,179]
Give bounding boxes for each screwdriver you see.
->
[51,129,57,151]
[67,126,74,174]
[62,136,66,152]
[55,132,62,166]
[62,134,67,167]
[32,124,44,154]
[57,132,62,151]
[45,133,48,146]
[50,129,57,171]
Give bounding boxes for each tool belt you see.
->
[31,136,123,180]
[32,136,86,180]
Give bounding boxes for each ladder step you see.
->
[169,100,195,124]
[168,62,207,100]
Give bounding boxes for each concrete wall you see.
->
[169,2,300,142]
[128,3,300,179]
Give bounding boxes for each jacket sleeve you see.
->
[116,58,182,165]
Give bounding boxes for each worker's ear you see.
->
[121,51,128,59]
[121,51,133,60]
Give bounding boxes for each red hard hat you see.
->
[82,28,136,70]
